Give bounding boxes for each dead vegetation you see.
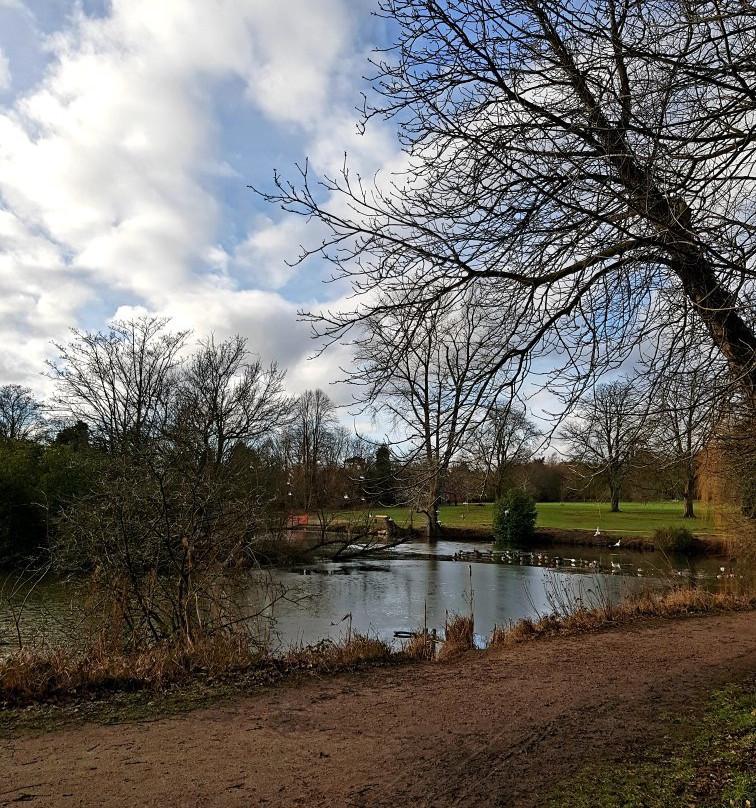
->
[402,630,437,661]
[0,633,265,705]
[490,587,756,647]
[2,585,754,708]
[282,633,394,671]
[437,614,475,661]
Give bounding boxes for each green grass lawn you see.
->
[350,500,719,536]
[535,501,719,535]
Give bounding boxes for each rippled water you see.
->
[0,539,743,655]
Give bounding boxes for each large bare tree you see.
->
[353,296,514,536]
[174,334,292,467]
[51,328,293,649]
[49,316,189,454]
[259,0,756,410]
[561,380,646,512]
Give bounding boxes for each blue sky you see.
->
[0,0,399,410]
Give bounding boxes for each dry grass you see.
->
[3,584,754,706]
[0,633,263,705]
[437,614,475,660]
[1,630,397,707]
[281,633,394,672]
[490,587,756,648]
[402,631,437,661]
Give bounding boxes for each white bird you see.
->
[594,527,601,537]
[611,539,621,547]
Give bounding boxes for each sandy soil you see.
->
[1,612,755,808]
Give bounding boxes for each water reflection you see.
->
[260,557,641,651]
[0,539,747,656]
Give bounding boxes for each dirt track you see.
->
[2,612,755,808]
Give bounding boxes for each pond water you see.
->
[0,539,744,656]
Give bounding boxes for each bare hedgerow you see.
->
[49,323,295,652]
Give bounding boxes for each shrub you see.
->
[493,490,537,546]
[653,526,696,554]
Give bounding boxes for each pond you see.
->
[0,538,744,656]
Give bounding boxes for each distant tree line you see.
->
[0,319,734,568]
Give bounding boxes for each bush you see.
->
[493,490,537,546]
[653,526,696,554]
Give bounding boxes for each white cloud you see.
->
[229,213,332,292]
[0,0,398,407]
[120,285,352,401]
[0,47,10,91]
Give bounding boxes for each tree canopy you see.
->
[260,0,756,410]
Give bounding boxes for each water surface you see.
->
[0,539,742,655]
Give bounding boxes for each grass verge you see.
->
[490,588,756,646]
[0,632,399,736]
[544,678,755,808]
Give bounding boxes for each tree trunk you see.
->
[610,487,620,513]
[556,40,756,409]
[425,508,442,541]
[683,473,696,519]
[673,253,756,411]
[423,469,445,541]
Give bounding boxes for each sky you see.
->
[0,0,400,414]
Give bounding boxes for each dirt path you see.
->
[2,612,755,808]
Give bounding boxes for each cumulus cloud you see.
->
[0,0,400,403]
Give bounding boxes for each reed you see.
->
[0,633,266,705]
[3,582,754,706]
[281,633,394,672]
[402,631,437,661]
[490,587,756,648]
[437,613,475,660]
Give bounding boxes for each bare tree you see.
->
[561,380,646,512]
[174,334,293,467]
[285,389,340,511]
[644,363,723,517]
[0,385,46,442]
[258,0,756,411]
[464,404,539,500]
[352,297,513,537]
[49,316,189,454]
[50,330,294,650]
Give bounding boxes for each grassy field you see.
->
[348,500,719,536]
